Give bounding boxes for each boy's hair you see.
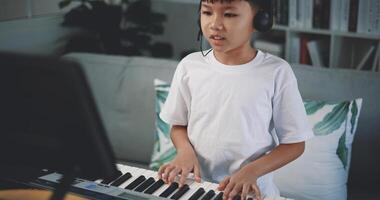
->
[198,0,273,33]
[200,0,261,10]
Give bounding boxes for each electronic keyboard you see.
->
[33,163,292,200]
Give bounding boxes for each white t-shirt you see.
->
[160,50,313,196]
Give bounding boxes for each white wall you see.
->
[151,0,200,59]
[0,0,78,21]
[0,0,201,59]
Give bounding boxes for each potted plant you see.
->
[59,0,172,57]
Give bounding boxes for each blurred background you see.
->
[0,0,379,70]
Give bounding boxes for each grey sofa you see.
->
[64,52,380,199]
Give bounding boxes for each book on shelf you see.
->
[348,0,359,32]
[356,45,376,70]
[300,36,311,65]
[357,0,380,34]
[253,40,284,58]
[330,0,341,31]
[307,40,329,67]
[339,0,351,32]
[289,36,300,64]
[274,0,289,26]
[277,0,380,34]
[372,42,380,72]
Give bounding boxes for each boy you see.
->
[158,0,313,199]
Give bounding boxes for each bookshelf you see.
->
[254,0,380,71]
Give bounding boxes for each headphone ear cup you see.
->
[253,10,273,32]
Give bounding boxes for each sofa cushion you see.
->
[64,53,177,165]
[150,79,362,199]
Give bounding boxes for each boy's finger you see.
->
[157,165,167,179]
[228,185,241,200]
[163,165,175,183]
[251,184,261,200]
[179,168,190,187]
[241,184,250,200]
[222,182,235,200]
[218,176,230,191]
[193,165,201,182]
[168,168,180,183]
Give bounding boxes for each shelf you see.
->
[273,26,380,40]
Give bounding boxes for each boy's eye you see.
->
[224,13,238,17]
[202,11,212,16]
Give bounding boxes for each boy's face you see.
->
[200,0,256,54]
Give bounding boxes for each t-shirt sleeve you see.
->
[272,64,314,144]
[159,62,190,126]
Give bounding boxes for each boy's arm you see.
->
[158,125,201,186]
[246,142,305,178]
[219,142,305,200]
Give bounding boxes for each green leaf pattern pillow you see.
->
[275,99,362,200]
[304,99,361,169]
[150,79,176,170]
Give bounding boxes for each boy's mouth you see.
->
[210,35,225,40]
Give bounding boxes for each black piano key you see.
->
[125,175,146,190]
[111,172,132,187]
[101,170,122,184]
[170,184,190,200]
[134,177,156,192]
[189,188,206,200]
[159,182,179,198]
[200,190,215,200]
[214,192,224,200]
[144,179,165,194]
[233,195,241,200]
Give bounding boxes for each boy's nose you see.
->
[210,15,223,30]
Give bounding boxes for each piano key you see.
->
[144,179,165,194]
[125,175,146,190]
[110,172,132,187]
[118,167,144,188]
[178,180,210,200]
[179,181,202,200]
[134,177,156,192]
[152,181,171,197]
[101,169,122,184]
[214,192,224,200]
[159,182,179,198]
[233,195,241,200]
[188,187,205,200]
[170,184,190,200]
[200,189,215,200]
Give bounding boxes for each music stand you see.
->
[0,52,119,199]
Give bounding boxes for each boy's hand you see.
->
[218,166,261,200]
[157,148,201,187]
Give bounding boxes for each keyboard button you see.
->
[110,172,132,187]
[100,170,122,184]
[145,179,165,194]
[135,177,156,192]
[170,184,190,200]
[233,195,241,200]
[200,189,215,200]
[188,187,206,200]
[125,175,146,190]
[214,192,224,200]
[159,182,179,198]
